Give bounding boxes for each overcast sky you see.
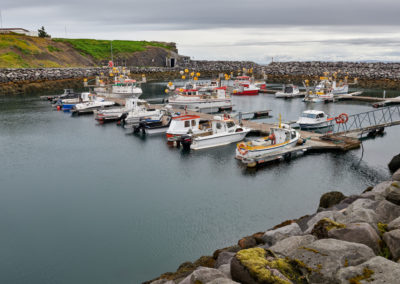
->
[2,0,400,63]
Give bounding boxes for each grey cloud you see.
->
[3,0,400,30]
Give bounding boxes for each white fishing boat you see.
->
[296,110,334,130]
[94,98,146,123]
[122,105,163,129]
[85,67,145,99]
[166,115,210,141]
[168,86,232,113]
[315,77,348,95]
[236,124,300,160]
[181,116,251,150]
[275,84,300,98]
[133,113,173,135]
[71,94,115,115]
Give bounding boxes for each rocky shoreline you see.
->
[146,162,400,284]
[1,61,400,95]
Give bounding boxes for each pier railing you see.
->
[331,105,400,135]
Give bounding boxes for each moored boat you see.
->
[232,76,260,96]
[166,114,210,141]
[71,94,115,115]
[94,98,145,124]
[235,124,300,160]
[180,116,251,150]
[296,110,334,130]
[275,84,301,98]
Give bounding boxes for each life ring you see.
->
[237,143,248,155]
[339,113,349,123]
[335,116,343,124]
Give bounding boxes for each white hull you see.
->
[298,122,331,129]
[191,130,250,150]
[169,100,232,113]
[236,138,299,159]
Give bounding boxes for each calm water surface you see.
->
[0,83,399,284]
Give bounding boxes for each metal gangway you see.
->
[328,105,400,136]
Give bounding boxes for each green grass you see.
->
[0,52,30,68]
[47,45,61,52]
[53,38,173,60]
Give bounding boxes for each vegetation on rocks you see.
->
[235,248,307,284]
[348,267,374,284]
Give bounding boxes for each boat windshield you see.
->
[284,86,293,93]
[301,113,317,118]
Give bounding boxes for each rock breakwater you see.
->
[146,167,400,284]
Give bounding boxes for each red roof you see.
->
[173,115,200,121]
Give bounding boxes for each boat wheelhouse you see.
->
[297,110,334,129]
[275,84,300,98]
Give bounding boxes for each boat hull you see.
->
[232,90,259,96]
[191,130,250,150]
[236,138,299,160]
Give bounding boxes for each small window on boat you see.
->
[216,122,222,129]
[184,121,190,127]
[191,120,196,126]
[226,121,235,128]
[302,113,316,118]
[291,131,296,139]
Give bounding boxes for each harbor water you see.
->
[0,83,399,284]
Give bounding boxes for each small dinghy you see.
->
[236,124,300,160]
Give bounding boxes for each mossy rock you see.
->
[311,218,346,239]
[319,191,347,209]
[231,248,309,284]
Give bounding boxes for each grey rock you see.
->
[189,267,227,284]
[389,153,400,172]
[393,169,400,181]
[217,264,231,279]
[388,216,400,231]
[215,252,235,268]
[151,280,174,284]
[385,181,400,205]
[370,181,393,198]
[269,234,317,257]
[262,222,302,246]
[375,199,400,223]
[288,238,375,283]
[336,207,379,232]
[327,223,381,254]
[346,198,378,211]
[383,229,400,260]
[305,211,343,234]
[336,256,400,284]
[318,191,346,209]
[207,278,239,284]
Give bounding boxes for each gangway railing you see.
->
[328,105,400,135]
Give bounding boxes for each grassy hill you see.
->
[0,34,175,68]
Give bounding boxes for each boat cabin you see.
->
[301,110,327,119]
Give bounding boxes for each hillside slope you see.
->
[0,34,176,68]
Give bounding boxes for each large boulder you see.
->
[336,207,379,232]
[182,267,228,284]
[366,181,393,200]
[304,211,343,234]
[393,169,400,181]
[318,191,346,210]
[218,264,231,279]
[336,256,400,284]
[375,200,400,223]
[311,218,347,239]
[287,239,375,283]
[327,223,381,254]
[385,181,400,206]
[269,235,316,257]
[262,223,302,247]
[383,229,400,261]
[207,279,239,284]
[388,216,400,231]
[215,252,235,268]
[388,153,400,172]
[151,280,174,284]
[231,248,308,284]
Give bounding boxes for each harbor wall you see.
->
[1,61,400,95]
[145,167,400,284]
[262,61,400,90]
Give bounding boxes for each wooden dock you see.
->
[103,96,363,167]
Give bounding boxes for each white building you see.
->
[0,28,39,37]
